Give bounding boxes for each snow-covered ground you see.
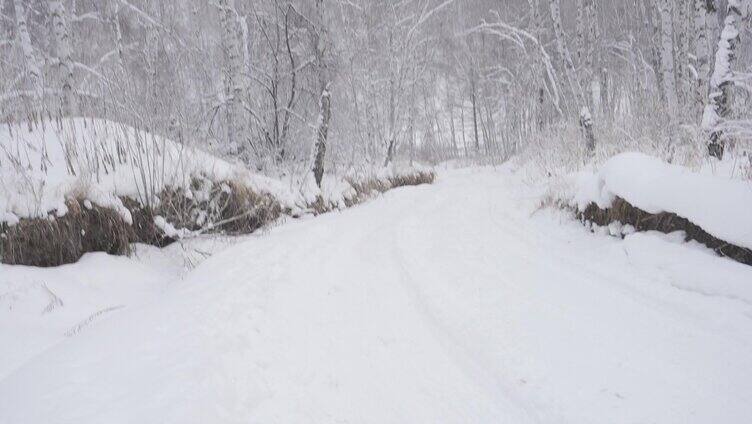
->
[2,165,751,423]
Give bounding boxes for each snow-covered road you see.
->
[2,167,752,423]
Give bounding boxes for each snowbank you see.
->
[571,152,752,250]
[0,119,436,266]
[0,118,296,224]
[1,119,435,225]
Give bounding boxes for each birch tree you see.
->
[2,0,751,169]
[309,0,332,187]
[13,0,42,101]
[575,0,586,64]
[695,0,714,117]
[550,0,594,154]
[218,0,247,158]
[703,0,743,159]
[50,0,76,117]
[658,0,679,118]
[585,0,602,118]
[549,0,576,75]
[674,0,691,112]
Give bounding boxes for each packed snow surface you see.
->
[2,166,752,423]
[574,152,752,249]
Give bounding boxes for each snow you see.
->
[0,119,432,228]
[0,119,297,224]
[1,166,751,423]
[579,105,592,123]
[154,215,192,239]
[0,252,174,380]
[572,152,752,250]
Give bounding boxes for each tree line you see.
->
[1,0,750,183]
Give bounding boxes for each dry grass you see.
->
[578,198,752,266]
[307,170,435,215]
[1,199,132,267]
[1,170,433,267]
[347,170,435,198]
[1,180,282,267]
[387,171,436,189]
[203,181,282,235]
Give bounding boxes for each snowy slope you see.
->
[0,119,434,227]
[0,119,297,224]
[573,152,752,249]
[1,167,752,423]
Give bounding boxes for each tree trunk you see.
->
[471,82,480,152]
[111,5,125,67]
[580,106,595,155]
[549,0,575,73]
[313,87,330,186]
[703,0,742,159]
[659,0,679,118]
[50,0,76,117]
[311,0,331,185]
[218,0,246,158]
[460,103,468,157]
[695,0,714,117]
[528,0,547,130]
[550,0,592,153]
[575,0,586,64]
[385,68,397,166]
[448,92,458,157]
[674,0,691,111]
[645,0,666,103]
[14,0,42,100]
[279,9,298,161]
[585,0,602,118]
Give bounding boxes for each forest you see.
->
[1,2,752,424]
[2,0,750,175]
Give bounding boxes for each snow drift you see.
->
[563,152,752,263]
